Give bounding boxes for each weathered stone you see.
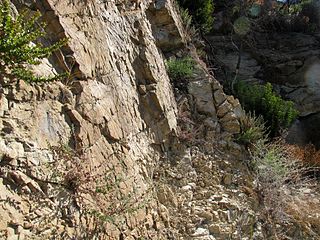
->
[275,60,303,75]
[204,117,219,130]
[0,94,8,117]
[222,173,233,186]
[220,112,237,123]
[226,96,243,118]
[191,227,210,237]
[6,227,18,240]
[217,101,232,118]
[212,80,223,91]
[221,120,240,134]
[147,0,187,52]
[0,0,269,239]
[157,185,178,207]
[197,210,213,221]
[208,224,221,235]
[214,90,227,106]
[188,80,217,117]
[158,203,170,225]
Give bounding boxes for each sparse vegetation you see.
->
[250,139,320,239]
[253,0,319,33]
[237,112,266,146]
[176,96,204,145]
[0,0,67,83]
[234,81,299,137]
[166,57,195,90]
[286,143,320,169]
[179,7,200,42]
[28,142,151,238]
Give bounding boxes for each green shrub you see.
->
[237,112,267,146]
[255,0,318,33]
[234,81,299,136]
[177,0,214,33]
[0,0,67,83]
[166,57,195,89]
[179,7,199,39]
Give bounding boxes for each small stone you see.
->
[157,185,178,207]
[217,101,232,117]
[23,222,32,229]
[158,204,170,225]
[223,174,233,186]
[220,112,237,123]
[212,80,222,91]
[198,211,213,221]
[218,210,229,221]
[17,226,23,234]
[181,185,193,192]
[214,90,227,106]
[146,83,157,91]
[218,198,231,209]
[204,118,218,129]
[212,211,220,221]
[221,120,240,134]
[6,227,18,240]
[210,195,223,202]
[208,224,221,235]
[188,80,217,117]
[21,186,31,194]
[191,227,210,237]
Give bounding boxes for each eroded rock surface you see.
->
[0,0,244,239]
[1,0,178,239]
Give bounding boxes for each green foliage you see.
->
[254,142,289,181]
[234,81,299,136]
[179,7,200,41]
[237,112,267,146]
[250,140,301,190]
[278,0,313,15]
[180,8,193,29]
[233,16,251,36]
[249,3,262,17]
[166,57,195,82]
[177,0,214,33]
[255,0,318,33]
[0,0,67,83]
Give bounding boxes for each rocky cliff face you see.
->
[208,31,320,147]
[0,0,245,239]
[1,0,178,239]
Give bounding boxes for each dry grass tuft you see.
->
[251,140,320,239]
[286,144,320,168]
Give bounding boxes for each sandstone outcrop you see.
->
[0,0,244,239]
[1,0,178,238]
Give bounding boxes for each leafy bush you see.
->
[166,57,195,90]
[234,81,299,136]
[0,0,67,83]
[177,0,214,33]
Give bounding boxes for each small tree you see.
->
[177,0,214,33]
[0,0,67,83]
